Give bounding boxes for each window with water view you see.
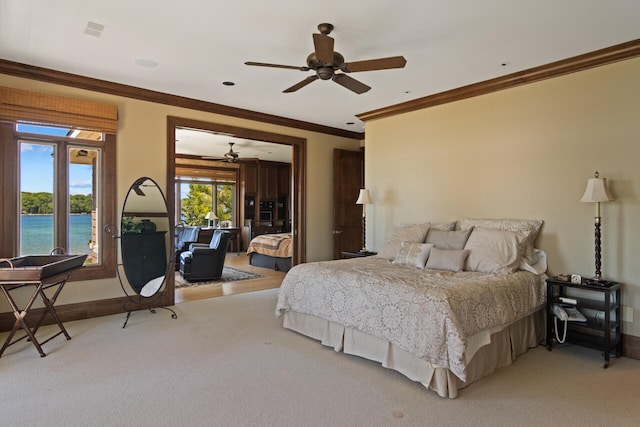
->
[18,124,101,264]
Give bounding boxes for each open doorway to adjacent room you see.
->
[166,116,306,303]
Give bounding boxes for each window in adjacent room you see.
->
[176,178,236,227]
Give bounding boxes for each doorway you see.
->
[165,116,306,304]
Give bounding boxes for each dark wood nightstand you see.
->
[546,277,622,368]
[341,251,377,259]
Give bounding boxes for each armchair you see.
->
[174,226,214,270]
[179,230,232,282]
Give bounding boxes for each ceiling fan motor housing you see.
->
[306,51,345,79]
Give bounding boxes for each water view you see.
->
[21,214,92,255]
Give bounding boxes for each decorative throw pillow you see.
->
[393,242,434,268]
[425,248,470,272]
[378,223,431,260]
[430,221,457,231]
[425,228,473,250]
[460,218,543,263]
[463,228,525,274]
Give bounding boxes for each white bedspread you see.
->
[276,256,545,381]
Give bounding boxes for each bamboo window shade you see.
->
[0,86,118,133]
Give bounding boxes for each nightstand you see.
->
[341,251,377,259]
[545,277,622,368]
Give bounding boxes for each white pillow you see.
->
[460,218,543,263]
[463,228,525,274]
[425,248,469,272]
[377,223,431,260]
[393,242,434,268]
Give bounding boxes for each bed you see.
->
[247,233,293,272]
[275,219,547,398]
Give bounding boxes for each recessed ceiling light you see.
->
[346,122,355,125]
[500,61,510,67]
[134,58,159,68]
[222,81,235,86]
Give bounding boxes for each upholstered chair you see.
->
[179,230,231,282]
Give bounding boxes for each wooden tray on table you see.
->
[0,255,87,282]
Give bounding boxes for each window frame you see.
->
[176,177,237,226]
[0,122,117,281]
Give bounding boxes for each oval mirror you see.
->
[120,177,170,298]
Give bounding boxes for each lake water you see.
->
[21,214,92,255]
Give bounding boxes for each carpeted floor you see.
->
[1,289,639,427]
[174,265,263,288]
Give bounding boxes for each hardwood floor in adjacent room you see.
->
[174,253,286,303]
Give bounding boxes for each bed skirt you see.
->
[249,252,291,272]
[282,308,545,398]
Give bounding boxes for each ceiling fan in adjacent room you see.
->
[203,142,240,162]
[245,23,407,94]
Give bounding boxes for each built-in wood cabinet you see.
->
[260,164,278,201]
[240,159,291,250]
[244,161,258,195]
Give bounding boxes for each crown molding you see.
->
[0,59,364,140]
[358,38,640,123]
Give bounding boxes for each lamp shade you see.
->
[580,174,613,204]
[355,189,373,205]
[205,212,217,220]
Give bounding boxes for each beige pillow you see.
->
[431,221,457,231]
[460,218,543,263]
[463,228,525,274]
[378,223,431,260]
[425,228,473,250]
[393,242,434,268]
[425,248,469,272]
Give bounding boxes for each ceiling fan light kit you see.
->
[246,23,406,94]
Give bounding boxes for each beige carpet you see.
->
[1,289,638,427]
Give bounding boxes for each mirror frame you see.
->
[119,176,171,298]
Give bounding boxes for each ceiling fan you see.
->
[203,142,239,162]
[245,23,407,94]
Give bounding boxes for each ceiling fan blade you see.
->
[332,74,371,94]
[245,61,309,71]
[283,75,319,93]
[342,56,407,73]
[313,33,334,64]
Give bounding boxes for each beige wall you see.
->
[0,73,360,308]
[364,56,640,338]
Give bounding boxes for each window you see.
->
[0,86,118,280]
[0,123,116,280]
[176,178,236,227]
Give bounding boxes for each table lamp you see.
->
[355,189,373,253]
[580,171,613,280]
[205,212,217,228]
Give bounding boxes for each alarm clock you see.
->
[571,274,582,284]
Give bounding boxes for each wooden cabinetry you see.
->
[277,165,290,196]
[244,161,258,195]
[240,160,291,249]
[121,231,167,294]
[260,162,279,201]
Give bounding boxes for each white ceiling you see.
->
[2,0,640,155]
[175,127,293,163]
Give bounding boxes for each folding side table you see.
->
[0,255,86,358]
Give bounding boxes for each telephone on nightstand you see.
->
[553,304,587,343]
